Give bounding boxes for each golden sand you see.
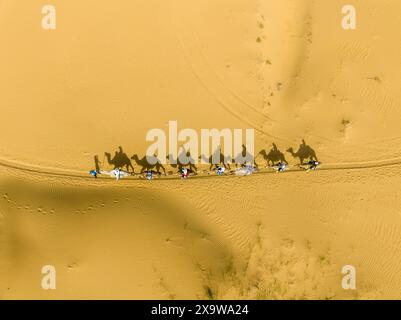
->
[1,0,401,299]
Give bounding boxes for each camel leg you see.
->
[156,164,164,175]
[312,152,318,161]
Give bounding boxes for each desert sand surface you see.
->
[1,0,401,299]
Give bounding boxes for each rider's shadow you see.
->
[94,155,101,172]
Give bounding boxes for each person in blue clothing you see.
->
[144,169,159,180]
[215,165,226,176]
[276,161,287,173]
[89,170,98,178]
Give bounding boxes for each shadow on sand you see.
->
[199,148,231,171]
[131,153,166,175]
[167,149,198,173]
[259,143,288,167]
[104,146,135,172]
[286,140,318,164]
[233,144,257,168]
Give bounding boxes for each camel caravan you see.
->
[89,140,320,180]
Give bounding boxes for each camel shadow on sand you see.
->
[199,145,257,170]
[233,144,257,168]
[199,148,231,171]
[103,146,135,172]
[131,153,166,175]
[259,143,288,167]
[286,140,318,165]
[167,149,198,173]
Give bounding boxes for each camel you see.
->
[286,140,318,164]
[259,143,288,166]
[131,154,166,175]
[105,151,135,172]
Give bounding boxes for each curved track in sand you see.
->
[1,154,401,183]
[171,8,401,152]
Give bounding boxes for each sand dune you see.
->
[1,0,401,299]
